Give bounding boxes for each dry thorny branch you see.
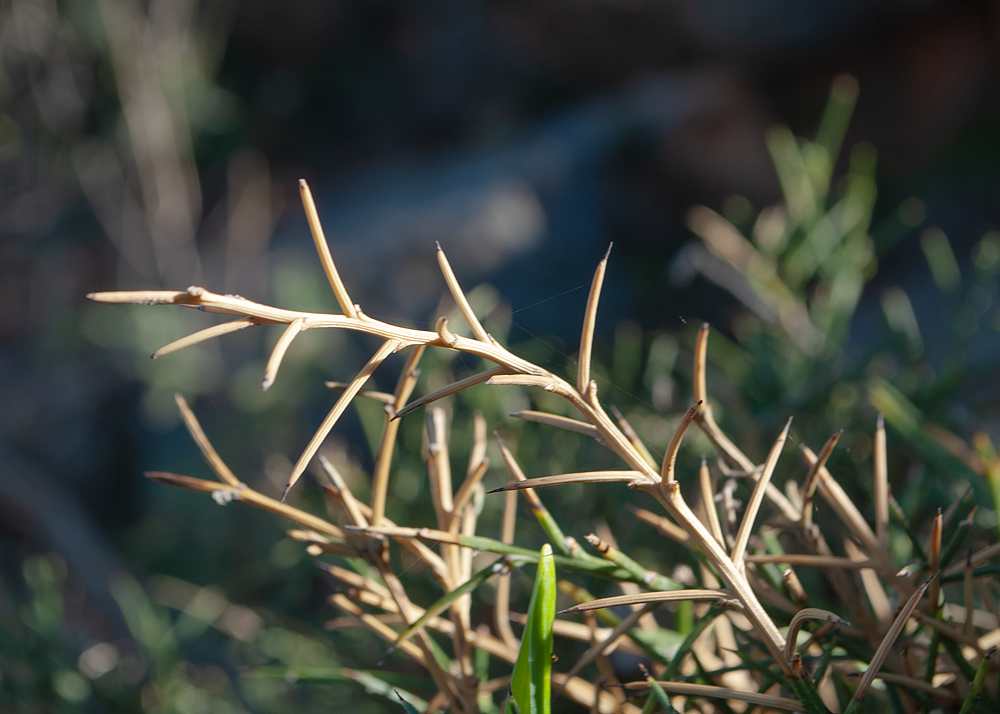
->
[90,180,999,714]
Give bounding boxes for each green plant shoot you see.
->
[511,544,556,714]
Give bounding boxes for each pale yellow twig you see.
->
[559,589,729,614]
[262,318,305,391]
[324,383,396,405]
[283,339,400,501]
[436,243,490,343]
[495,486,518,651]
[146,472,343,539]
[371,344,425,524]
[785,608,848,661]
[488,471,645,493]
[153,317,261,359]
[510,410,599,439]
[610,405,658,470]
[747,554,876,569]
[173,394,241,487]
[622,680,806,713]
[578,244,612,395]
[699,457,724,547]
[394,366,507,420]
[850,575,933,708]
[561,603,652,688]
[732,418,791,568]
[784,568,807,604]
[800,429,842,529]
[299,179,358,318]
[660,401,702,484]
[873,413,889,550]
[317,455,368,528]
[629,507,691,545]
[691,323,799,521]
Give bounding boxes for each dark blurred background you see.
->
[2,0,1000,711]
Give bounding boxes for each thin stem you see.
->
[578,244,612,395]
[847,575,933,712]
[873,413,889,549]
[800,430,843,529]
[152,317,261,359]
[660,401,702,484]
[647,479,790,675]
[494,487,518,650]
[731,418,792,569]
[299,179,358,318]
[436,243,490,344]
[173,394,241,487]
[283,339,400,501]
[698,457,724,547]
[371,344,425,525]
[262,318,305,391]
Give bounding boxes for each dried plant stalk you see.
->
[494,487,518,651]
[146,472,343,540]
[610,405,658,470]
[801,444,897,582]
[630,506,691,545]
[153,317,261,359]
[731,418,792,568]
[394,366,507,420]
[560,603,653,688]
[622,680,806,713]
[511,410,600,439]
[847,575,933,711]
[800,429,843,529]
[298,179,358,318]
[262,318,305,390]
[174,394,241,487]
[699,457,725,547]
[94,191,1000,714]
[560,589,729,614]
[371,344,426,524]
[490,470,645,493]
[317,456,369,528]
[747,554,876,569]
[661,401,702,483]
[284,338,400,501]
[873,413,889,548]
[324,382,397,404]
[435,243,491,344]
[578,244,612,394]
[692,323,799,522]
[785,608,848,660]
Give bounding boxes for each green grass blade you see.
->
[813,634,838,685]
[395,691,423,714]
[245,666,430,711]
[641,664,681,714]
[511,544,555,714]
[585,534,681,591]
[391,558,503,650]
[788,655,833,714]
[958,647,996,714]
[939,509,976,571]
[941,564,1000,584]
[663,602,723,681]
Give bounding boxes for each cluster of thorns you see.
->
[89,181,999,714]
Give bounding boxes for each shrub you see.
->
[89,81,999,713]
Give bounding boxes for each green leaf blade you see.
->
[511,543,556,714]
